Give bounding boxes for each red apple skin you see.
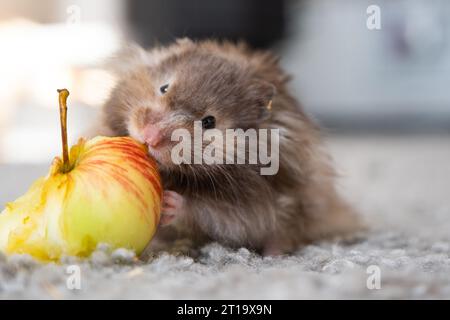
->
[0,136,163,261]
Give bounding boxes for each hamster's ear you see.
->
[175,37,194,46]
[247,80,276,120]
[102,42,149,75]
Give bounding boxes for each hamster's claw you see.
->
[160,190,185,226]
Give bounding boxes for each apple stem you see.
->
[57,89,70,172]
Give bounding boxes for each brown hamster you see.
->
[94,38,361,256]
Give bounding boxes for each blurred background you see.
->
[2,1,450,299]
[0,0,449,166]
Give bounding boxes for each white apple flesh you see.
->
[0,89,162,261]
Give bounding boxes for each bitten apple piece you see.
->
[0,89,162,261]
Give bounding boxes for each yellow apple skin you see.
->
[0,136,162,261]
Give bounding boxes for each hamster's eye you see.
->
[160,84,169,94]
[201,116,216,129]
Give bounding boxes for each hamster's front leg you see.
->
[160,190,186,226]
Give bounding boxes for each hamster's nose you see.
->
[143,125,162,148]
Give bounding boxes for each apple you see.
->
[0,89,162,261]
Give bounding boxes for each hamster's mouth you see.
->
[147,147,162,162]
[147,146,171,169]
[147,144,185,171]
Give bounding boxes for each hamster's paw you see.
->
[262,237,291,257]
[262,241,284,257]
[160,190,185,226]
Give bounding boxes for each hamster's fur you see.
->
[94,39,361,256]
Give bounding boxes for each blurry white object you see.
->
[0,19,120,108]
[282,0,450,117]
[0,19,121,163]
[385,0,445,60]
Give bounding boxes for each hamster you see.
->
[94,38,361,256]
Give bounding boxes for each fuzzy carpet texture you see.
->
[0,135,449,299]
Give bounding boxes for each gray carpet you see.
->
[1,135,449,299]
